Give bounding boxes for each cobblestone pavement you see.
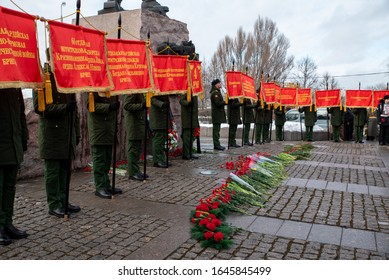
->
[1,138,388,260]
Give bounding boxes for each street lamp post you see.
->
[61,2,66,22]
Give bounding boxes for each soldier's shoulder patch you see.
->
[215,94,219,98]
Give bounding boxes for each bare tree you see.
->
[319,72,339,89]
[204,15,294,89]
[292,56,318,89]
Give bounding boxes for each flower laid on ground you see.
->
[190,144,313,249]
[84,160,128,176]
[283,143,313,160]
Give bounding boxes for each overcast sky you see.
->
[2,0,389,89]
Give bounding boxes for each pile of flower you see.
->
[84,160,128,176]
[190,146,312,249]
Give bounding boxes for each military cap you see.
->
[211,79,221,86]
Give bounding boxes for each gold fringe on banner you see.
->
[44,72,53,104]
[268,104,271,110]
[225,93,229,104]
[37,88,45,112]
[240,97,244,104]
[105,91,111,98]
[88,92,95,112]
[261,99,264,108]
[199,92,204,101]
[146,92,152,108]
[309,105,312,112]
[187,87,192,102]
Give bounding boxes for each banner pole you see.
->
[326,84,330,141]
[241,99,246,146]
[143,32,151,181]
[110,14,122,198]
[189,90,193,159]
[64,0,81,221]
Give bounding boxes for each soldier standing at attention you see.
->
[180,94,200,159]
[123,93,148,180]
[242,98,255,146]
[227,98,242,147]
[274,106,286,141]
[0,88,29,245]
[254,100,265,144]
[33,69,81,218]
[150,95,171,168]
[328,107,344,142]
[299,106,317,141]
[210,79,226,150]
[352,107,368,143]
[263,104,273,143]
[87,92,123,199]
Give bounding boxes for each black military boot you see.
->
[0,227,12,245]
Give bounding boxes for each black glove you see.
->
[76,136,81,146]
[22,140,27,152]
[142,102,147,110]
[161,102,169,108]
[109,102,120,111]
[187,101,193,107]
[66,101,77,113]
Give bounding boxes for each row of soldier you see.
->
[1,71,388,245]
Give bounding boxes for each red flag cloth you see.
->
[241,73,256,100]
[225,71,243,98]
[315,89,341,108]
[0,6,43,88]
[297,88,312,106]
[152,54,188,94]
[48,21,113,93]
[373,90,389,107]
[274,83,281,104]
[188,60,203,95]
[107,39,153,95]
[261,82,276,104]
[280,88,297,106]
[345,90,373,108]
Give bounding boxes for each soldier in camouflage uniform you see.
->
[180,94,199,159]
[328,107,344,142]
[0,88,29,245]
[123,93,147,180]
[210,79,226,150]
[352,107,368,143]
[87,93,122,199]
[299,106,317,141]
[33,70,81,218]
[227,98,242,147]
[274,106,286,141]
[150,95,171,168]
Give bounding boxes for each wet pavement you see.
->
[1,137,388,260]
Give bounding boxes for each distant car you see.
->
[285,108,329,129]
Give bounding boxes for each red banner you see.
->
[373,90,389,107]
[48,21,113,93]
[152,54,188,95]
[280,88,297,106]
[261,82,276,104]
[225,71,242,98]
[107,39,153,95]
[188,60,203,95]
[297,88,312,106]
[345,90,373,108]
[315,89,341,108]
[241,73,256,100]
[274,83,281,104]
[0,6,43,88]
